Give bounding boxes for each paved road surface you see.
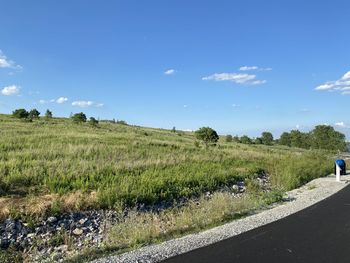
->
[162,185,350,263]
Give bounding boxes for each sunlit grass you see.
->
[0,114,332,219]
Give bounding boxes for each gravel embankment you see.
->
[92,173,350,263]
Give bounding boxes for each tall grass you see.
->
[0,114,332,218]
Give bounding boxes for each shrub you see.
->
[89,117,99,127]
[28,108,40,119]
[240,135,252,144]
[195,127,219,146]
[12,109,29,119]
[45,109,53,120]
[71,112,87,123]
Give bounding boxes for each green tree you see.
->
[195,127,219,146]
[45,109,53,120]
[89,117,99,127]
[29,108,40,119]
[255,137,263,144]
[12,109,29,119]
[172,126,176,133]
[225,135,233,142]
[240,135,252,144]
[290,130,311,149]
[279,132,291,147]
[261,132,274,145]
[71,112,87,123]
[310,125,346,151]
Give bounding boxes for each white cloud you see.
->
[202,72,266,85]
[315,70,350,95]
[72,101,104,108]
[40,97,68,104]
[1,85,20,96]
[0,50,22,69]
[239,66,272,71]
[335,122,350,128]
[164,69,176,75]
[56,97,68,104]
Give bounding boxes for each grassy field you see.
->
[0,114,334,221]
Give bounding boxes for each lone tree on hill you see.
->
[261,131,274,145]
[29,108,40,119]
[12,109,29,119]
[71,112,87,123]
[45,109,53,119]
[195,127,219,146]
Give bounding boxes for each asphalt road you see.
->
[162,185,350,263]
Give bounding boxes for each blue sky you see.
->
[0,0,350,139]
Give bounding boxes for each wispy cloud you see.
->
[239,66,272,71]
[39,97,68,104]
[164,69,176,75]
[1,85,20,96]
[335,122,350,128]
[72,101,104,108]
[56,97,68,104]
[0,50,22,69]
[315,71,350,95]
[202,72,266,85]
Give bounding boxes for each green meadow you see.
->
[0,114,333,219]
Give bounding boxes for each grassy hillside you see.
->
[0,114,332,220]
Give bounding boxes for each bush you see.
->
[195,127,219,146]
[89,117,99,127]
[12,109,29,119]
[28,108,40,119]
[240,135,252,144]
[71,112,87,123]
[45,109,53,119]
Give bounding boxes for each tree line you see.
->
[12,108,100,127]
[11,108,348,152]
[195,126,347,152]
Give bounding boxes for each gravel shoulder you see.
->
[92,173,350,263]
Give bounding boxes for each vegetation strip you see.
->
[92,175,350,263]
[0,112,347,262]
